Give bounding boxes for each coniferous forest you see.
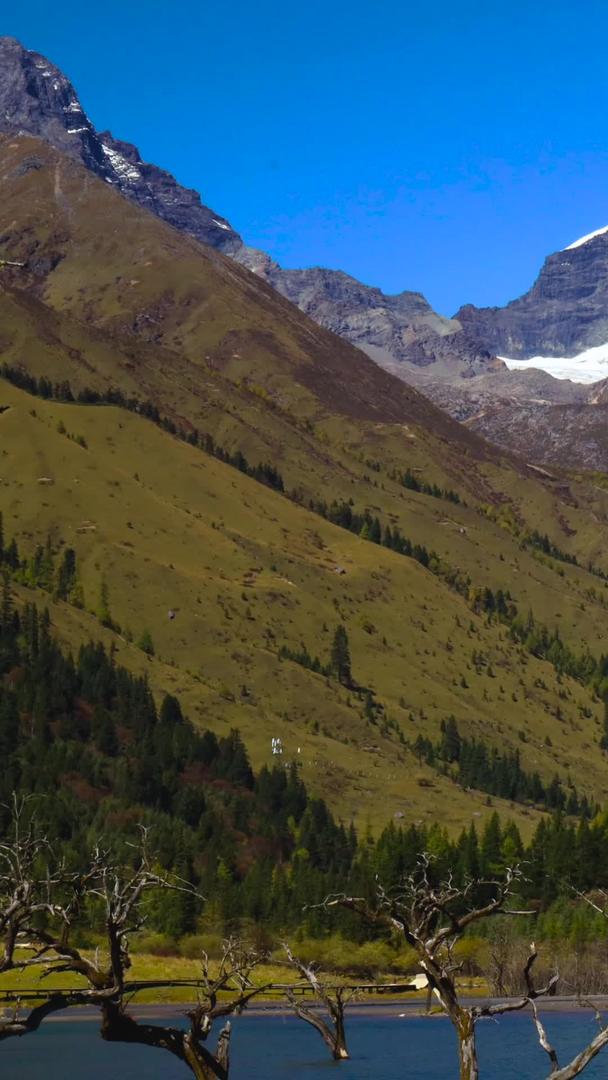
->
[4,570,608,954]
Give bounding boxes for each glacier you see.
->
[500,343,608,384]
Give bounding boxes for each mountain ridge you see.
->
[0,36,242,254]
[456,230,608,360]
[3,34,608,474]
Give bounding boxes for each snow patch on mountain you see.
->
[101,144,141,183]
[564,225,608,250]
[500,343,608,384]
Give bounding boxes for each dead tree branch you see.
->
[282,943,352,1059]
[324,856,549,1080]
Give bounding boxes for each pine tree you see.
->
[138,628,155,656]
[440,715,461,762]
[4,538,18,569]
[96,711,119,756]
[330,624,352,686]
[601,697,608,750]
[56,548,77,601]
[37,535,55,592]
[97,575,112,628]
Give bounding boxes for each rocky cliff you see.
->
[0,37,241,254]
[456,229,608,358]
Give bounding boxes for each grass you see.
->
[3,379,608,835]
[3,134,608,832]
[0,950,487,1006]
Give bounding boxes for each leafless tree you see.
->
[100,937,269,1080]
[0,795,97,1039]
[519,887,608,1080]
[528,995,608,1080]
[0,794,67,977]
[281,942,353,1059]
[324,856,555,1080]
[0,805,269,1077]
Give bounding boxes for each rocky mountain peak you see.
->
[456,230,608,359]
[0,36,242,253]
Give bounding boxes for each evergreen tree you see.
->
[138,628,155,656]
[601,698,608,751]
[440,716,461,763]
[330,624,352,686]
[97,575,112,628]
[55,548,77,601]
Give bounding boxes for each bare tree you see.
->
[0,808,269,1077]
[325,856,555,1080]
[528,996,608,1080]
[0,795,98,1040]
[100,937,269,1080]
[281,942,353,1059]
[518,887,608,1080]
[0,794,66,976]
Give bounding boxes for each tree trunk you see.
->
[332,1011,349,1060]
[549,1025,608,1080]
[215,1023,231,1075]
[420,960,479,1080]
[288,1000,349,1060]
[183,1037,227,1080]
[457,1012,479,1080]
[100,1001,227,1080]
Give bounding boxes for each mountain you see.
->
[234,249,499,374]
[0,38,504,388]
[0,36,241,254]
[239,236,608,469]
[4,33,597,467]
[456,227,608,362]
[3,128,608,834]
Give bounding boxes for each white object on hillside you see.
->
[500,342,608,384]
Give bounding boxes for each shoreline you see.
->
[32,995,608,1023]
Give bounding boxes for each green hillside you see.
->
[2,133,608,833]
[2,379,608,834]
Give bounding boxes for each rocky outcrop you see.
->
[456,232,608,358]
[0,37,502,385]
[0,37,241,254]
[465,398,608,472]
[235,249,498,375]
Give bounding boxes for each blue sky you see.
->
[5,0,608,313]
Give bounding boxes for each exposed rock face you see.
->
[235,249,498,375]
[0,37,241,254]
[465,399,608,472]
[456,233,608,358]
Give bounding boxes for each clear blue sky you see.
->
[5,0,608,313]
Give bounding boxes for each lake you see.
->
[1,1007,607,1078]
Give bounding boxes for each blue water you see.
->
[1,1009,607,1078]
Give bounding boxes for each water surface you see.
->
[1,1009,606,1078]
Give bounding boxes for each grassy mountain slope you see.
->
[2,380,608,835]
[2,135,608,829]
